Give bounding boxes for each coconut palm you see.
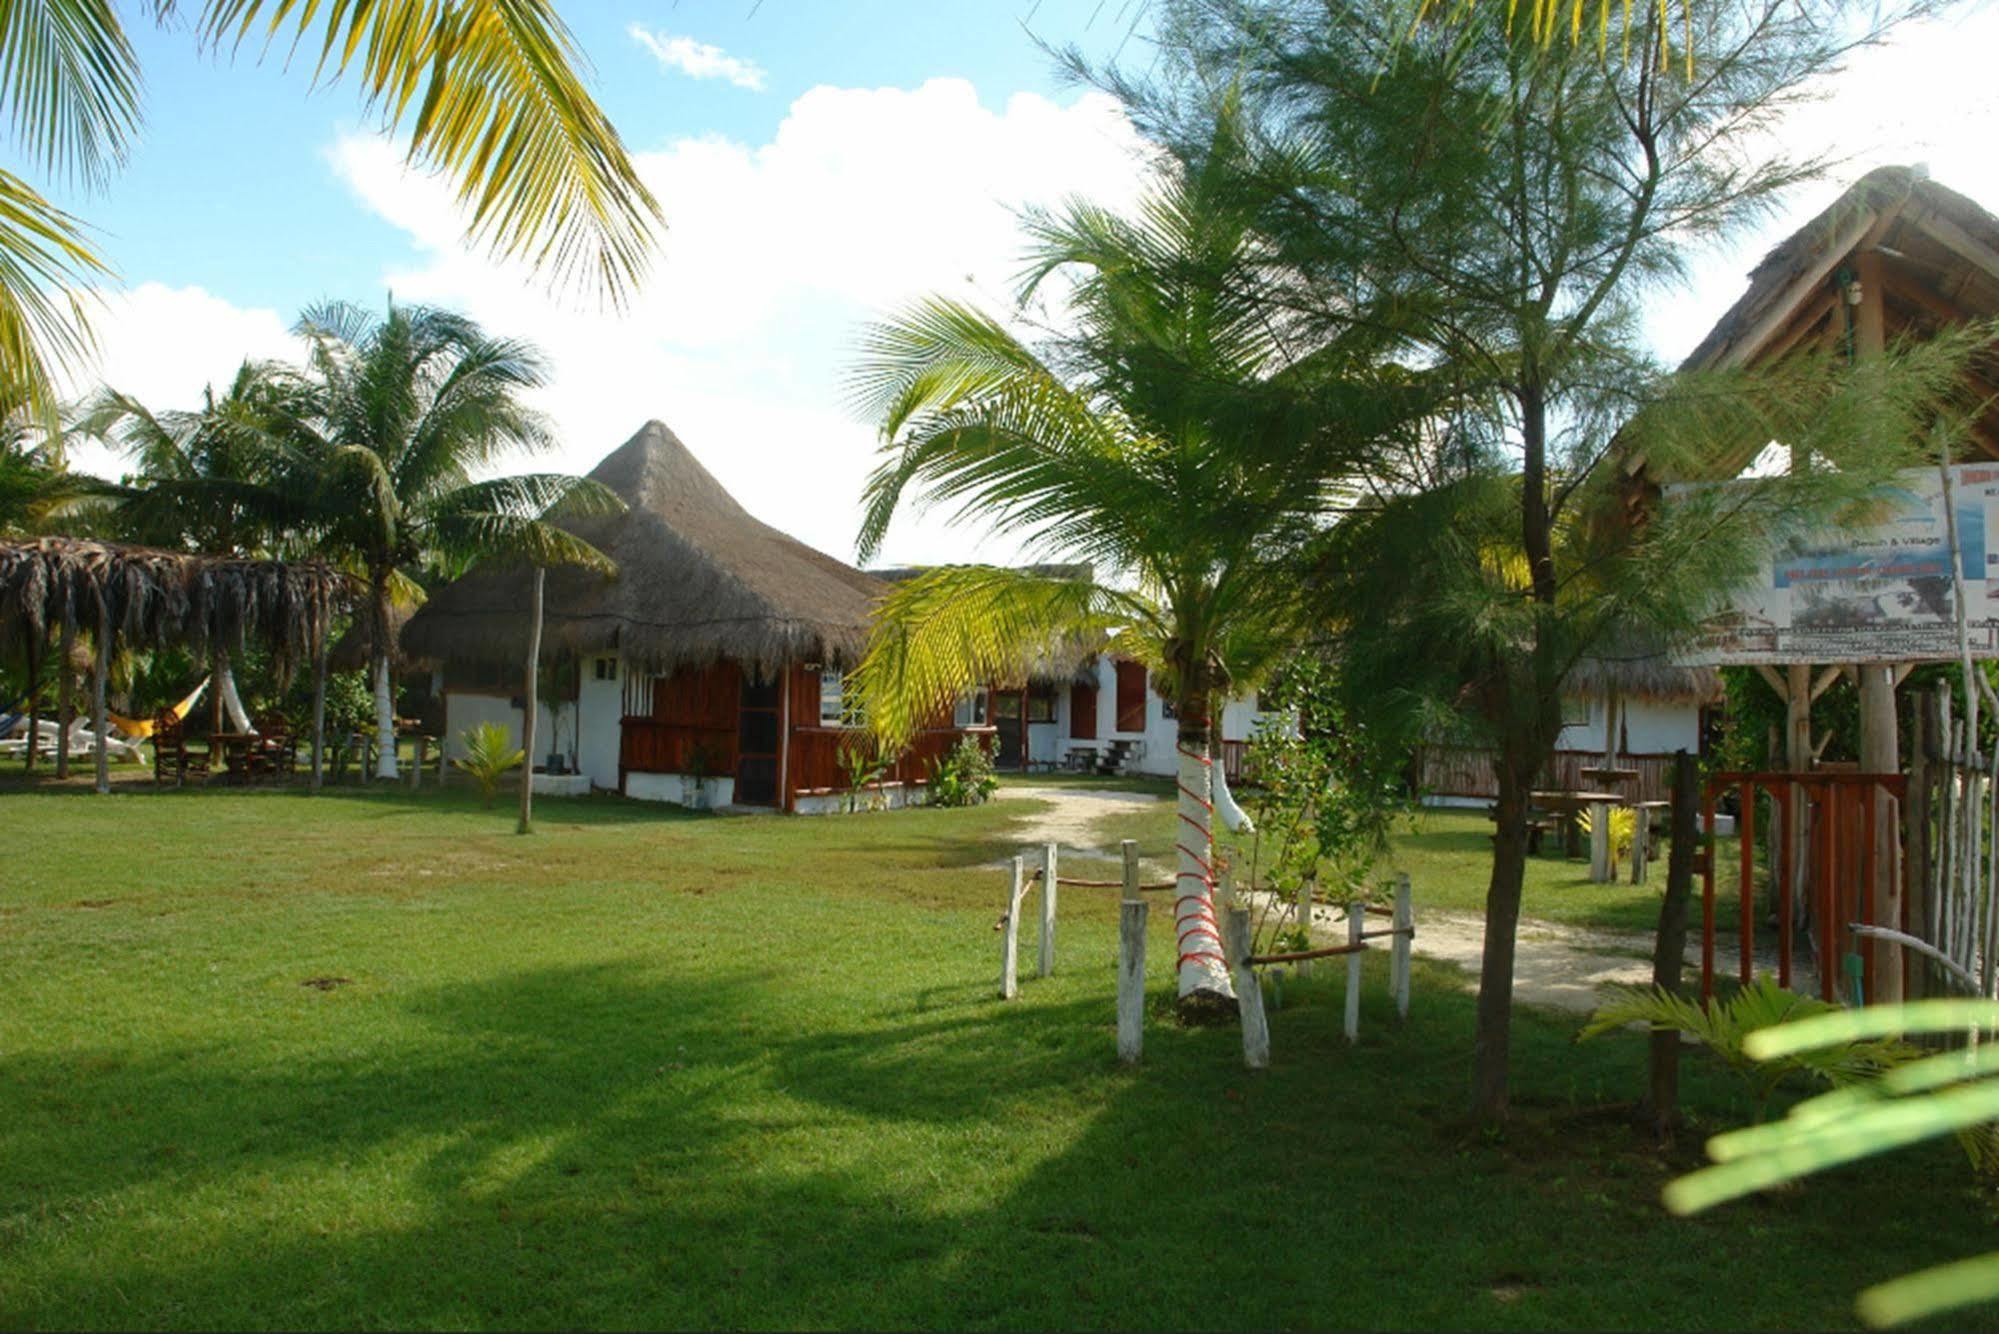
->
[848,137,1423,1015]
[294,297,620,780]
[79,359,320,733]
[0,1,661,429]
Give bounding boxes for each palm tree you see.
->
[294,298,619,780]
[0,1,661,429]
[848,139,1420,1015]
[80,360,319,734]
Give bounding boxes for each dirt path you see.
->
[998,782,1676,1016]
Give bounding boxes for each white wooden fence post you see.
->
[1117,839,1146,1064]
[1225,906,1270,1069]
[1392,873,1413,1023]
[1039,841,1058,979]
[1000,856,1024,1000]
[1345,899,1365,1043]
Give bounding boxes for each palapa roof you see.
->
[0,536,349,677]
[1566,641,1721,703]
[329,601,435,673]
[1628,166,1999,485]
[402,421,886,674]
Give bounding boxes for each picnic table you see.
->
[1533,789,1628,882]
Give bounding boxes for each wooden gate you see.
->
[1700,771,1905,1004]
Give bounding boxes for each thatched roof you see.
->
[1566,640,1721,703]
[0,537,350,677]
[329,602,435,673]
[866,562,1104,687]
[402,421,886,674]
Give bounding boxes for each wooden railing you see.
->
[787,725,996,800]
[1416,744,1682,804]
[618,717,734,782]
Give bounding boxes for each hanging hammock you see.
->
[105,676,210,740]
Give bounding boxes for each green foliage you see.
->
[925,735,997,809]
[1242,655,1412,903]
[453,721,522,808]
[1582,975,1915,1119]
[1667,999,1999,1327]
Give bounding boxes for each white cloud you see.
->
[629,25,767,92]
[60,282,298,480]
[322,77,1155,566]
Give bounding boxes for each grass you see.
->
[0,773,1979,1329]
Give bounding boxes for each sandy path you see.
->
[997,782,1684,1016]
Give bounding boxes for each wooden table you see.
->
[207,731,261,783]
[1533,789,1628,882]
[1629,799,1672,884]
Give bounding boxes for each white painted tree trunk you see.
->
[1174,741,1235,1002]
[373,652,399,779]
[215,653,255,734]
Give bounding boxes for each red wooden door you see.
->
[1114,661,1147,734]
[1070,683,1098,740]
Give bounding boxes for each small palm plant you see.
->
[454,722,523,808]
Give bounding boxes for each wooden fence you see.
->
[1416,744,1681,804]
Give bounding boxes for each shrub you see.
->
[928,735,997,808]
[453,721,523,807]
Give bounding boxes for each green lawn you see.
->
[0,775,1974,1329]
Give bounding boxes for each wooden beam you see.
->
[1715,208,1889,371]
[1812,665,1844,701]
[1919,209,1999,289]
[1763,291,1839,363]
[1755,663,1791,701]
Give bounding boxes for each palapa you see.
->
[403,421,885,676]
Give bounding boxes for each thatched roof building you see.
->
[1566,642,1721,703]
[402,421,884,674]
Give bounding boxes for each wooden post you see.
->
[1860,662,1903,1002]
[1392,873,1413,1022]
[92,590,110,795]
[310,627,328,793]
[55,615,73,779]
[1225,906,1269,1069]
[22,633,39,772]
[1121,838,1139,902]
[1630,808,1649,885]
[1342,900,1365,1042]
[1038,841,1058,978]
[1000,855,1023,1000]
[1117,896,1147,1064]
[1639,751,1700,1136]
[518,565,544,835]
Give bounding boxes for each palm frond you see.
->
[850,565,1148,750]
[0,167,110,426]
[0,0,142,186]
[197,0,662,303]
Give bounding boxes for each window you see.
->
[1027,687,1056,723]
[953,688,989,728]
[1560,694,1590,728]
[820,669,848,726]
[593,656,618,682]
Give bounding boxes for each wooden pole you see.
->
[1038,841,1057,978]
[310,625,328,793]
[1118,886,1147,1066]
[1392,873,1413,1022]
[55,614,73,779]
[92,591,110,795]
[1225,906,1269,1069]
[1344,900,1364,1043]
[1640,751,1699,1135]
[1000,855,1024,1000]
[1860,662,1903,1001]
[517,566,544,835]
[22,633,39,772]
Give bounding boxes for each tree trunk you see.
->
[23,634,39,772]
[1173,676,1236,1017]
[371,574,399,780]
[55,616,74,778]
[1209,709,1254,834]
[1472,742,1533,1119]
[1638,750,1699,1139]
[310,626,329,793]
[518,566,544,835]
[93,592,110,794]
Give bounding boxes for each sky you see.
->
[43,0,1999,569]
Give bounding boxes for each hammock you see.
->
[106,676,210,740]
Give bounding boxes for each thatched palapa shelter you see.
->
[0,537,351,791]
[403,421,987,811]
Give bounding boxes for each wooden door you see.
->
[992,689,1025,769]
[1070,683,1097,740]
[1114,661,1147,734]
[735,668,781,805]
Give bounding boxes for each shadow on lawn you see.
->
[0,955,1965,1330]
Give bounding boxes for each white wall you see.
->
[1554,693,1701,756]
[1046,657,1268,778]
[574,664,624,791]
[443,691,521,760]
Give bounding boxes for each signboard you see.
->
[1675,463,1999,665]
